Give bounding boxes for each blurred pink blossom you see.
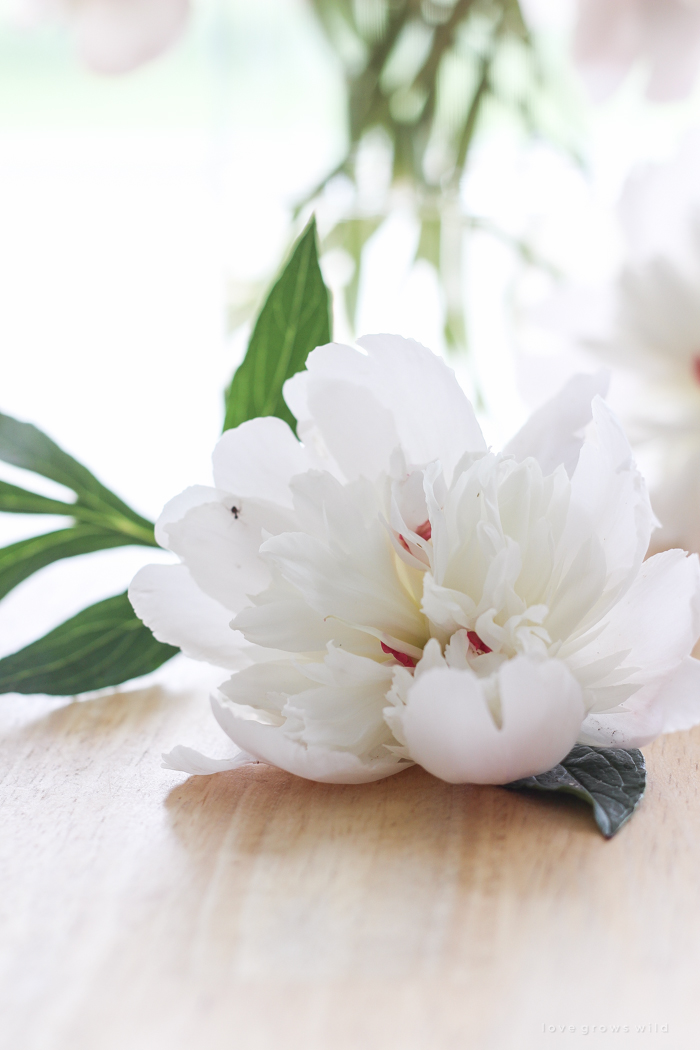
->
[19,0,189,74]
[522,0,700,101]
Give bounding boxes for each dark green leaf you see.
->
[0,591,178,695]
[223,216,331,433]
[0,412,157,545]
[505,744,646,838]
[0,478,77,516]
[0,527,144,603]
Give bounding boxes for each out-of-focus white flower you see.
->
[521,0,700,102]
[17,0,188,74]
[549,138,700,553]
[130,336,700,786]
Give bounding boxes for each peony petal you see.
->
[567,549,700,700]
[165,497,294,613]
[260,470,426,648]
[559,396,655,627]
[154,485,218,549]
[306,379,400,482]
[400,656,584,784]
[212,417,312,508]
[579,655,700,749]
[162,745,258,775]
[128,563,253,669]
[660,655,700,735]
[284,336,485,482]
[211,694,406,784]
[504,371,609,478]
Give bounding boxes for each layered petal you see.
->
[211,652,407,784]
[129,564,252,669]
[504,371,609,478]
[260,470,426,650]
[574,549,700,745]
[212,416,312,508]
[154,484,217,549]
[165,496,294,613]
[554,397,655,633]
[578,654,700,748]
[399,656,584,784]
[284,336,485,483]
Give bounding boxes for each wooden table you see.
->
[2,682,698,1049]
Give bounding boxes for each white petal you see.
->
[579,655,700,749]
[212,417,311,508]
[162,745,258,775]
[659,656,700,735]
[165,498,293,613]
[155,485,218,549]
[284,336,485,482]
[74,0,188,74]
[260,471,426,648]
[129,563,252,669]
[211,694,405,784]
[504,371,609,478]
[568,549,700,702]
[400,656,584,784]
[560,397,655,623]
[233,579,382,657]
[307,378,400,482]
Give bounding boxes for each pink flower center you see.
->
[467,631,491,655]
[380,643,417,668]
[398,519,432,552]
[414,519,432,540]
[693,356,700,384]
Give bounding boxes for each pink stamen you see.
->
[381,642,417,668]
[467,630,492,655]
[693,356,700,384]
[415,520,432,541]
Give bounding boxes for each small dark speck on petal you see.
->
[231,506,240,519]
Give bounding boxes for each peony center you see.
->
[414,519,432,541]
[467,630,492,655]
[380,643,417,668]
[398,519,432,553]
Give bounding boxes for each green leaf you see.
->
[223,216,332,433]
[505,744,647,838]
[0,478,77,516]
[0,412,157,545]
[0,591,178,695]
[0,527,144,603]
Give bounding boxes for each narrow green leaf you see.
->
[223,216,332,433]
[0,527,143,603]
[0,478,78,516]
[505,744,646,838]
[0,412,157,545]
[0,592,178,695]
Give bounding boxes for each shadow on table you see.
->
[158,763,607,987]
[164,759,598,866]
[2,683,191,745]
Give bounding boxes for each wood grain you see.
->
[1,683,698,1050]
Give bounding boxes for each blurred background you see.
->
[3,0,700,675]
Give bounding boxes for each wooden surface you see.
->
[2,682,699,1050]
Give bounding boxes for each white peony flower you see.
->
[130,335,700,785]
[16,0,188,74]
[548,138,700,554]
[521,0,700,102]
